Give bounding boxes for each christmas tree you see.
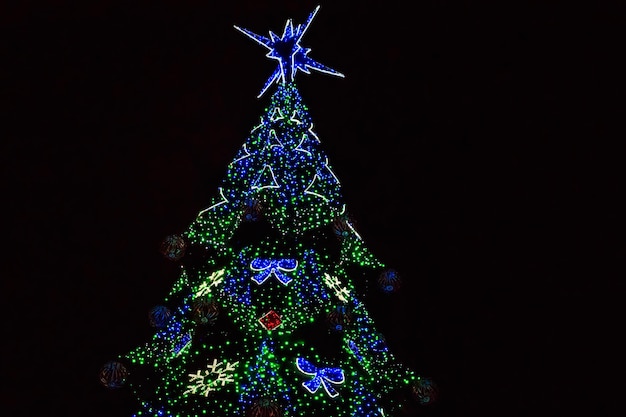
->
[100,5,436,416]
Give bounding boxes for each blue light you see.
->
[234,5,344,97]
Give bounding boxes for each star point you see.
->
[234,5,344,97]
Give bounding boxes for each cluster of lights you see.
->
[187,82,345,249]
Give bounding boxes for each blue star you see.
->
[234,5,344,97]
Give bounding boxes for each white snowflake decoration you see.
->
[184,359,240,397]
[195,269,225,297]
[323,273,351,303]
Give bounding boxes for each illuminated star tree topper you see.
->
[234,5,344,98]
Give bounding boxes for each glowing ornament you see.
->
[411,377,439,405]
[246,397,283,417]
[250,257,298,285]
[258,310,282,331]
[98,360,128,389]
[378,268,402,293]
[191,296,220,325]
[159,233,187,261]
[296,357,345,398]
[148,305,171,328]
[327,304,352,332]
[242,199,263,222]
[331,215,353,240]
[185,359,240,397]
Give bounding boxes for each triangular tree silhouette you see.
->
[100,5,438,416]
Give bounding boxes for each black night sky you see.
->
[2,1,621,417]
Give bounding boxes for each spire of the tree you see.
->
[234,5,344,98]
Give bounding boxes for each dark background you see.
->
[2,1,621,416]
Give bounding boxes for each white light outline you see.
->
[252,164,281,190]
[270,107,285,122]
[232,144,252,164]
[303,158,339,202]
[323,157,340,184]
[308,123,321,143]
[294,133,312,156]
[267,129,284,149]
[197,187,230,216]
[345,219,363,240]
[289,109,303,125]
[303,173,328,202]
[252,116,265,132]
